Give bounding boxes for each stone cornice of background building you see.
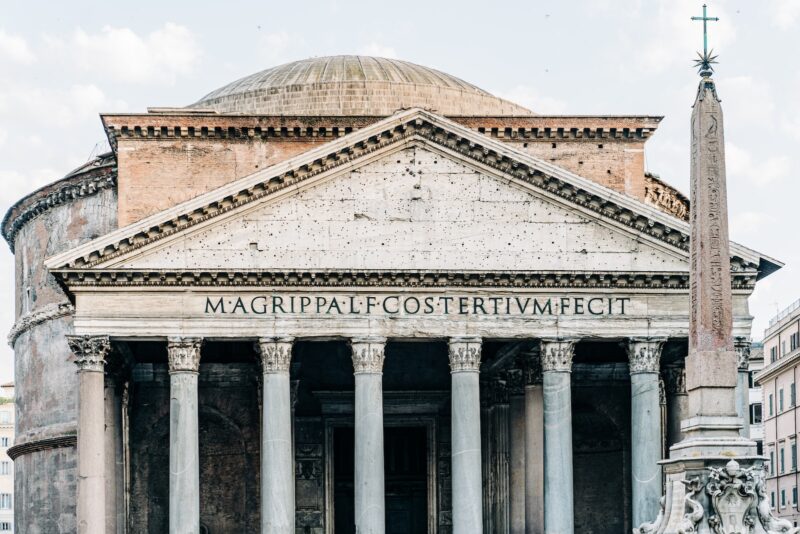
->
[7,302,74,346]
[754,347,800,385]
[49,268,758,291]
[46,109,778,278]
[1,153,117,250]
[100,111,663,153]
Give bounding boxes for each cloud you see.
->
[0,30,36,64]
[772,0,800,29]
[0,128,7,146]
[726,142,790,186]
[359,42,397,59]
[719,76,775,125]
[495,85,568,114]
[0,82,128,128]
[45,23,200,85]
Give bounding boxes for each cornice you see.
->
[49,269,758,290]
[7,434,77,460]
[2,157,116,251]
[7,302,75,346]
[46,109,771,276]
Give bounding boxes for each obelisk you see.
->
[633,14,794,531]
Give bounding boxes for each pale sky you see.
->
[2,0,799,382]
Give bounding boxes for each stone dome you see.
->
[189,55,533,116]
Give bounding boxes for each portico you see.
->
[45,108,767,533]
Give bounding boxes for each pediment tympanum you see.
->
[45,109,775,287]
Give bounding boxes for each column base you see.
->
[634,450,796,534]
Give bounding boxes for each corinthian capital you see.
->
[167,337,203,373]
[67,335,111,373]
[448,337,482,372]
[539,338,577,373]
[734,337,751,371]
[626,338,666,374]
[351,337,386,374]
[256,337,294,374]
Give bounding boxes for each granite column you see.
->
[167,337,203,534]
[351,337,387,534]
[68,335,111,534]
[257,337,296,533]
[523,351,544,534]
[626,338,666,528]
[540,338,576,534]
[449,337,484,534]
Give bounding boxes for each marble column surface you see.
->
[352,338,386,534]
[543,372,573,534]
[258,337,295,533]
[168,337,202,534]
[630,372,662,528]
[524,385,544,534]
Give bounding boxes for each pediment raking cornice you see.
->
[44,108,777,276]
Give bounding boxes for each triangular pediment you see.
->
[45,109,775,284]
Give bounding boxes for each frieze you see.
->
[53,268,757,290]
[49,111,763,276]
[67,335,111,373]
[167,337,203,373]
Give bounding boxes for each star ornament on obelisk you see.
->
[633,5,800,533]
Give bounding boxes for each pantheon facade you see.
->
[2,56,781,533]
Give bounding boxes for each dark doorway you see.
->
[332,425,428,533]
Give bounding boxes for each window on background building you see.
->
[791,332,799,352]
[794,487,798,505]
[772,346,778,362]
[792,383,797,407]
[782,489,787,507]
[771,451,776,474]
[781,389,785,412]
[0,522,11,531]
[0,494,10,509]
[772,491,776,508]
[0,462,9,475]
[749,371,756,388]
[781,448,786,473]
[793,442,798,471]
[0,437,7,448]
[758,440,764,455]
[751,403,763,424]
[770,394,775,416]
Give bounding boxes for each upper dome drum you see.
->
[189,55,532,116]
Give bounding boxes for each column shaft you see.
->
[449,337,483,534]
[167,337,202,534]
[258,338,295,532]
[352,338,387,534]
[627,338,666,528]
[541,339,575,534]
[68,335,110,534]
[509,394,526,534]
[524,384,544,534]
[104,377,125,533]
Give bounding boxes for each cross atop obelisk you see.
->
[692,4,720,77]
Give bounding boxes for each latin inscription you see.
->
[204,295,630,316]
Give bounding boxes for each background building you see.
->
[749,343,765,453]
[0,383,14,533]
[757,298,800,526]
